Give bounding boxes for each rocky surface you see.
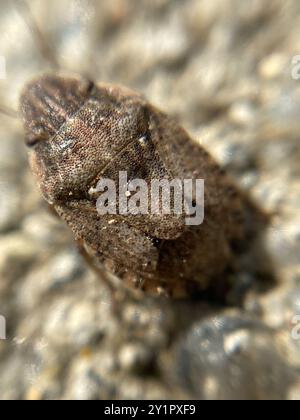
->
[0,0,300,400]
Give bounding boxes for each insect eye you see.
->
[26,130,48,148]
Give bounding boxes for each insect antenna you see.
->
[14,0,60,70]
[13,1,96,83]
[0,103,19,119]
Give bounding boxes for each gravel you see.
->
[0,0,299,400]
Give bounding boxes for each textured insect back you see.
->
[20,75,95,201]
[20,74,247,298]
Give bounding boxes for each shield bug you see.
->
[19,73,246,298]
[4,1,247,298]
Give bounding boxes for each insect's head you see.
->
[19,74,150,205]
[19,74,96,203]
[20,74,94,147]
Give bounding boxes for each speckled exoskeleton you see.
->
[19,73,246,298]
[0,0,248,298]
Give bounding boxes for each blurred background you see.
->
[0,0,300,400]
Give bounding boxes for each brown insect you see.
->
[2,1,246,298]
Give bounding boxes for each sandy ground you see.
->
[0,0,300,400]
